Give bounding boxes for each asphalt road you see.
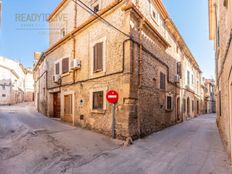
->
[0,103,231,174]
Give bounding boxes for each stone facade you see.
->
[209,0,232,160]
[0,56,34,105]
[203,79,216,113]
[34,0,204,140]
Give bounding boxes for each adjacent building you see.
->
[34,0,204,139]
[203,79,216,113]
[0,56,34,105]
[209,0,232,160]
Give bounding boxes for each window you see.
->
[166,96,173,111]
[177,62,182,77]
[60,28,66,38]
[224,0,228,7]
[160,72,166,90]
[55,62,60,75]
[187,71,190,86]
[92,0,100,12]
[217,26,220,47]
[219,91,222,116]
[192,100,194,112]
[93,4,99,12]
[2,94,6,97]
[62,58,69,74]
[43,88,46,97]
[93,91,104,110]
[176,46,179,53]
[93,42,103,72]
[183,99,186,113]
[150,4,159,24]
[192,74,194,85]
[152,11,156,19]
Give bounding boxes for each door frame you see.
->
[61,91,75,125]
[53,92,61,118]
[176,96,181,121]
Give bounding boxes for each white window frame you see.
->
[90,87,107,112]
[90,37,107,75]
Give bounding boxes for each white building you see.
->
[0,56,34,105]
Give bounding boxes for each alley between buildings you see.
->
[0,103,231,174]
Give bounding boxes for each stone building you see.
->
[34,0,203,139]
[209,0,232,160]
[0,56,34,105]
[203,79,216,113]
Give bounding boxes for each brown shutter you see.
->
[177,62,182,77]
[56,63,60,75]
[167,96,172,110]
[160,72,166,90]
[93,44,98,72]
[97,42,103,71]
[93,42,103,72]
[62,58,69,74]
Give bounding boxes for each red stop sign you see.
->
[106,90,119,104]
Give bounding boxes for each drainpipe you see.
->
[72,2,77,83]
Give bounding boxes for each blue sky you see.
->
[0,0,214,78]
[163,0,215,79]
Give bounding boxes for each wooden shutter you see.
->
[192,100,194,112]
[93,42,103,72]
[55,63,60,75]
[167,96,172,110]
[62,58,69,74]
[160,72,166,90]
[177,62,182,77]
[64,95,72,115]
[183,99,186,113]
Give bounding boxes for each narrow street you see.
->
[0,103,231,174]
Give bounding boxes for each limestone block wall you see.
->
[213,0,232,160]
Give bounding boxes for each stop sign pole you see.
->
[106,90,119,139]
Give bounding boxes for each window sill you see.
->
[61,72,70,77]
[91,109,106,114]
[93,70,103,73]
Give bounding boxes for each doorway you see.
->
[64,94,73,123]
[176,97,180,121]
[187,97,190,117]
[53,93,61,118]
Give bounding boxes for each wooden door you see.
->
[53,93,61,118]
[176,97,180,121]
[64,94,73,123]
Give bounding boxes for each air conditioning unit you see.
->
[71,59,81,70]
[174,74,180,83]
[53,75,60,83]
